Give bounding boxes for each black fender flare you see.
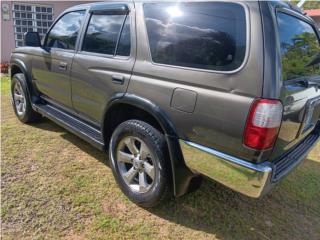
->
[10,60,32,100]
[103,93,196,197]
[10,59,30,82]
[10,59,41,104]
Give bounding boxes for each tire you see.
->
[109,120,172,207]
[11,73,41,123]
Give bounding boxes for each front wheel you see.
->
[11,74,41,123]
[109,120,172,207]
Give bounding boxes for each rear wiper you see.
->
[308,75,320,86]
[285,77,309,87]
[285,77,320,88]
[305,52,320,67]
[308,80,320,87]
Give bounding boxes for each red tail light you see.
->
[244,99,283,150]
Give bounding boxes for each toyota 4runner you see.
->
[10,1,320,207]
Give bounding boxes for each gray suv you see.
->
[10,1,320,207]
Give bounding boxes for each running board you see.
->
[33,103,105,150]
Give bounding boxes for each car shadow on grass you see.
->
[30,118,109,163]
[30,120,320,240]
[28,118,67,133]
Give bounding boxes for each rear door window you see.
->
[143,2,247,72]
[116,16,131,56]
[82,13,131,56]
[277,12,320,81]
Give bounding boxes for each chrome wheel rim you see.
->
[116,136,156,193]
[13,81,26,116]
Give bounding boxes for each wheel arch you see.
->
[102,94,196,197]
[10,59,40,103]
[10,59,30,81]
[10,61,33,101]
[103,94,176,137]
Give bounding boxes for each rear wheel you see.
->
[11,74,41,123]
[109,120,172,207]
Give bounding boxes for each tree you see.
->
[281,32,320,80]
[291,1,320,10]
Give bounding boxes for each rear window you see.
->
[277,12,320,81]
[143,2,247,72]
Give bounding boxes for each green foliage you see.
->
[94,216,121,232]
[1,76,10,94]
[291,0,320,10]
[281,32,320,80]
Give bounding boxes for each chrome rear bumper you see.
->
[179,133,319,198]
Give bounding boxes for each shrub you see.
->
[1,62,9,74]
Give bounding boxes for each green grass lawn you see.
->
[1,75,320,240]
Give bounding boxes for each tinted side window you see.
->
[143,3,246,71]
[46,11,85,50]
[277,13,320,81]
[116,15,131,56]
[82,14,128,55]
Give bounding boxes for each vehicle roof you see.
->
[64,0,304,11]
[64,0,133,12]
[63,0,315,26]
[269,0,315,25]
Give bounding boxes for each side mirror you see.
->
[24,32,41,47]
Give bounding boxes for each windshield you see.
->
[277,12,320,81]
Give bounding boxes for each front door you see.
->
[32,10,86,108]
[71,3,135,123]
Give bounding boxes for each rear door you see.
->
[70,3,135,124]
[32,10,86,108]
[271,11,320,158]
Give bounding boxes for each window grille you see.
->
[12,3,54,47]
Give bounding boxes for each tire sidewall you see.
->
[11,74,31,122]
[109,120,169,207]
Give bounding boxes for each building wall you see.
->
[1,1,91,63]
[311,16,320,27]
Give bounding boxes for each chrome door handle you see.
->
[59,62,68,70]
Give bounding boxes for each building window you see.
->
[12,3,54,47]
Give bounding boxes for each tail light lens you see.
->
[244,99,283,150]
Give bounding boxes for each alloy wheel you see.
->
[116,136,156,193]
[13,81,26,116]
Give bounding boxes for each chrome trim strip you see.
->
[180,140,273,198]
[184,141,272,173]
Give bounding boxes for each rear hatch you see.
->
[271,11,320,160]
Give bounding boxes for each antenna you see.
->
[297,0,306,8]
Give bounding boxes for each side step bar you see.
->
[32,103,105,150]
